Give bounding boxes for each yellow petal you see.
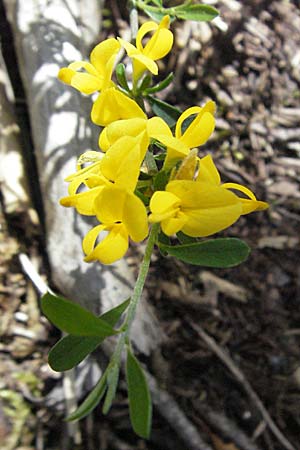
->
[71,72,103,94]
[175,106,202,139]
[176,101,216,141]
[68,61,99,76]
[197,154,221,185]
[94,186,126,223]
[147,116,172,138]
[60,186,103,215]
[136,21,158,52]
[100,136,142,190]
[105,118,147,148]
[149,191,181,223]
[143,28,173,61]
[118,38,139,57]
[122,192,149,242]
[240,199,269,215]
[91,88,146,126]
[132,54,158,75]
[181,111,215,148]
[181,183,242,237]
[161,212,188,236]
[98,127,110,152]
[58,67,76,85]
[154,135,189,169]
[83,224,129,264]
[90,38,120,75]
[222,182,257,200]
[65,161,102,183]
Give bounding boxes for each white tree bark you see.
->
[4,0,162,354]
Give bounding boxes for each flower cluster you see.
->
[59,16,268,264]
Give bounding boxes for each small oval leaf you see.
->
[159,238,251,268]
[175,4,219,22]
[66,372,107,421]
[49,335,101,372]
[146,95,181,127]
[116,63,130,91]
[41,293,117,337]
[48,298,130,371]
[144,72,174,95]
[126,347,152,439]
[102,363,120,414]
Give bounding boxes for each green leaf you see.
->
[102,363,120,414]
[100,298,131,326]
[142,8,168,22]
[48,298,130,371]
[176,231,197,245]
[49,335,101,372]
[153,170,169,191]
[144,72,174,94]
[66,371,108,421]
[175,4,219,22]
[41,293,117,337]
[126,347,152,439]
[138,74,152,93]
[147,95,181,127]
[116,63,130,91]
[159,238,251,267]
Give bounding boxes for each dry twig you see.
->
[190,323,296,450]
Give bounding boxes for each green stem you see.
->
[123,223,160,338]
[108,223,159,371]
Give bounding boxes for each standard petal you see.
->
[175,106,202,139]
[136,21,158,52]
[144,28,173,61]
[222,182,257,200]
[90,38,121,75]
[181,111,215,148]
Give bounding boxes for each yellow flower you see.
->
[82,185,148,264]
[149,155,269,237]
[58,38,120,94]
[150,101,216,169]
[60,134,146,214]
[98,116,166,153]
[149,179,243,237]
[118,15,173,81]
[197,154,269,214]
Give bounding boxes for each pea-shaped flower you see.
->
[119,15,173,82]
